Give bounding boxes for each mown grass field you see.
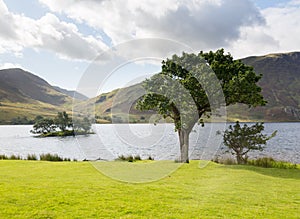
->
[0,160,299,218]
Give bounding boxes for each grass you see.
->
[0,160,299,218]
[247,157,298,169]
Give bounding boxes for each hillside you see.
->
[1,51,299,124]
[53,86,88,101]
[92,52,300,123]
[0,68,75,124]
[231,52,300,121]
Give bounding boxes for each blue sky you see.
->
[0,0,299,96]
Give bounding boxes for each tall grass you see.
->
[247,157,297,169]
[116,154,153,162]
[40,153,64,162]
[0,153,73,162]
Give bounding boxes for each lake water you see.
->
[0,123,299,163]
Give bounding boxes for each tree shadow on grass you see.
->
[219,164,300,180]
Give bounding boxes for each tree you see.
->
[223,122,277,164]
[30,118,56,134]
[55,111,72,132]
[137,49,266,163]
[73,117,92,133]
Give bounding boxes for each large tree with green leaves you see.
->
[137,49,266,163]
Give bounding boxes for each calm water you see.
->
[0,123,299,163]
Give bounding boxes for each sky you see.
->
[0,0,299,96]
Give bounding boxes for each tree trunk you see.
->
[236,153,245,164]
[178,129,190,163]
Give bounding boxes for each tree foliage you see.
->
[30,111,92,136]
[223,122,277,164]
[137,49,266,163]
[55,111,73,132]
[30,118,56,134]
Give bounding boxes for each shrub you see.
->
[0,154,8,160]
[127,155,134,162]
[247,157,297,169]
[148,156,154,160]
[40,153,64,162]
[213,156,237,165]
[116,154,148,162]
[27,154,37,160]
[134,155,141,161]
[9,155,22,160]
[222,122,277,164]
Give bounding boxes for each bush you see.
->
[213,156,237,165]
[148,156,154,160]
[247,157,297,169]
[116,154,149,162]
[9,155,22,160]
[27,154,37,160]
[134,155,141,161]
[0,154,8,160]
[222,122,276,164]
[40,153,64,162]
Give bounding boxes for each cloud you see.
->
[38,0,264,51]
[0,0,107,61]
[226,0,300,58]
[0,62,24,69]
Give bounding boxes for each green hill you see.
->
[0,68,75,124]
[1,51,300,124]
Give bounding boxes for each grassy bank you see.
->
[0,160,299,218]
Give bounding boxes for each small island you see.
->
[30,111,93,137]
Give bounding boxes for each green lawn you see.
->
[0,161,299,218]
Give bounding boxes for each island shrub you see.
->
[31,111,93,137]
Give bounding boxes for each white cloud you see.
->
[0,62,24,69]
[226,1,300,58]
[0,0,108,61]
[39,0,264,51]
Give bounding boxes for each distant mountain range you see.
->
[0,51,299,124]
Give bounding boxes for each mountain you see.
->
[92,52,300,123]
[232,52,300,121]
[0,68,72,105]
[1,51,299,124]
[53,86,88,101]
[0,68,78,124]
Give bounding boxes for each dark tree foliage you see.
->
[137,49,266,163]
[31,112,92,136]
[55,111,73,132]
[73,117,92,133]
[30,118,56,134]
[223,122,277,164]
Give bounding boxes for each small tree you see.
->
[223,121,277,164]
[30,118,56,134]
[73,117,92,133]
[55,111,72,132]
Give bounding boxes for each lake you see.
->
[0,123,299,163]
